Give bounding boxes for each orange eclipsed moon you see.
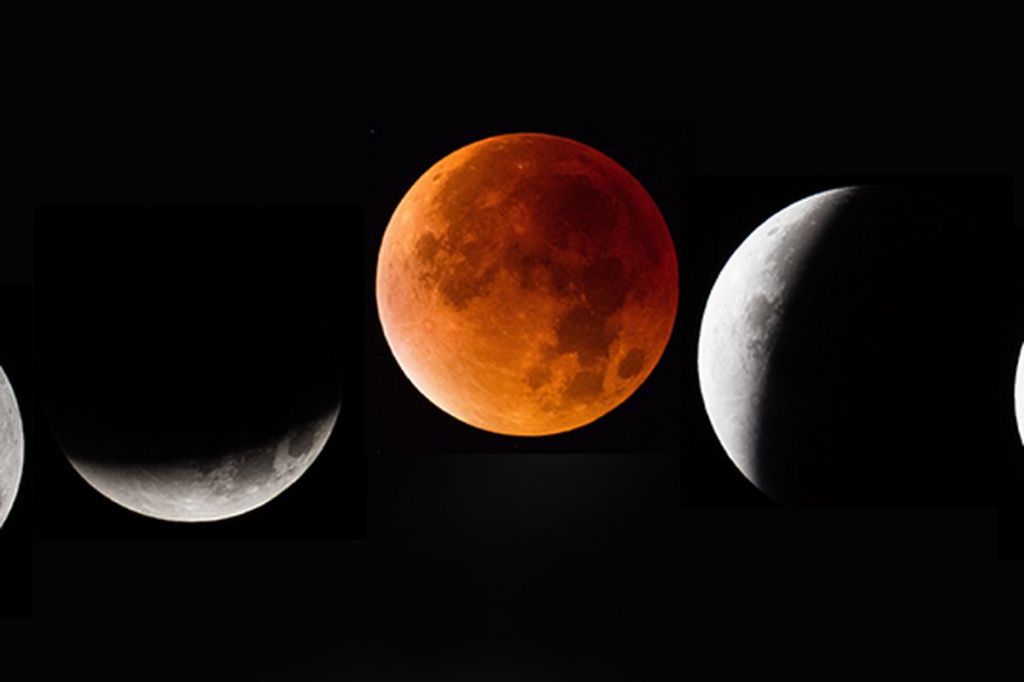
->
[376,133,679,436]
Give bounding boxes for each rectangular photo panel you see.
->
[681,172,1015,564]
[32,206,366,540]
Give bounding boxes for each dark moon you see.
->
[42,217,343,521]
[1017,343,1024,447]
[699,186,1003,505]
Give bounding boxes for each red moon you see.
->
[376,133,678,436]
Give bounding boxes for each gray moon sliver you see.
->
[0,366,24,529]
[697,188,845,495]
[62,406,339,523]
[1016,343,1023,448]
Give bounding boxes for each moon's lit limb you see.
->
[64,402,339,522]
[0,367,23,528]
[377,133,678,436]
[1016,342,1023,448]
[696,188,858,491]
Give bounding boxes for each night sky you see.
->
[9,115,1022,679]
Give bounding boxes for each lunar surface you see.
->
[699,186,999,505]
[698,189,844,480]
[0,367,23,529]
[1017,343,1024,447]
[377,133,678,436]
[43,219,343,521]
[64,407,338,522]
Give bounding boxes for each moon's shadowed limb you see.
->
[43,221,343,521]
[377,133,678,436]
[0,367,23,528]
[699,187,1006,505]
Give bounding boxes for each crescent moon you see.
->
[60,404,339,523]
[697,188,852,492]
[1016,342,1023,448]
[0,366,24,529]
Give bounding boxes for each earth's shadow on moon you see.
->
[377,133,678,437]
[752,187,1010,506]
[41,214,344,522]
[0,366,23,529]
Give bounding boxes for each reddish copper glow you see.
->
[377,133,678,436]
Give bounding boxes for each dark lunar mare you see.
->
[754,187,1010,505]
[41,210,343,485]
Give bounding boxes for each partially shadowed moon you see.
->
[698,189,838,478]
[0,367,23,529]
[377,133,678,436]
[44,220,343,521]
[63,408,338,522]
[699,186,1001,505]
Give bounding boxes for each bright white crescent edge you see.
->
[696,187,858,492]
[0,365,24,529]
[1016,342,1023,448]
[65,403,340,523]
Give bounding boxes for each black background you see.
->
[10,113,1022,679]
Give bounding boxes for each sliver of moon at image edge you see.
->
[697,189,841,494]
[0,367,24,529]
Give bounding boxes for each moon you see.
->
[698,189,839,481]
[44,223,343,522]
[0,367,23,529]
[376,133,678,436]
[698,186,997,504]
[62,408,339,522]
[1016,343,1023,447]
